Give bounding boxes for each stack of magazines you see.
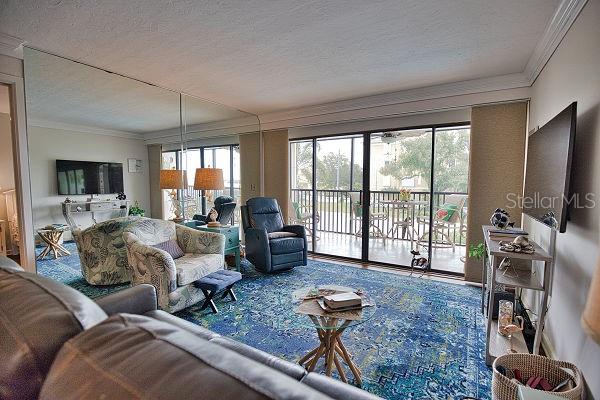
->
[488,228,528,242]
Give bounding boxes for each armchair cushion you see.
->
[269,237,304,255]
[72,216,142,285]
[152,238,185,259]
[435,204,458,221]
[176,225,225,255]
[246,198,285,233]
[175,254,224,286]
[267,231,297,239]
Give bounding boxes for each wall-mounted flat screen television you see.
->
[523,102,576,232]
[56,160,124,195]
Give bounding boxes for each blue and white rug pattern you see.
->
[36,242,491,399]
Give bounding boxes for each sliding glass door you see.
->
[289,124,469,274]
[428,126,470,273]
[368,129,432,267]
[313,135,363,259]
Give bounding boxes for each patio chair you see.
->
[349,192,387,239]
[290,201,320,240]
[417,194,467,251]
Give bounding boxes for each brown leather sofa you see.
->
[0,256,381,400]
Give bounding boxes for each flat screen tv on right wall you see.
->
[523,102,577,233]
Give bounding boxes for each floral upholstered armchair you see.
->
[123,218,225,313]
[72,216,142,285]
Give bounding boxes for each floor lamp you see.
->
[194,168,224,227]
[160,169,187,222]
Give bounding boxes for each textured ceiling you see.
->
[1,0,560,114]
[23,48,254,133]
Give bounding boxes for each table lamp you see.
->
[582,259,600,344]
[160,169,187,222]
[194,168,224,226]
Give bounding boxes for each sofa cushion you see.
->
[152,238,185,259]
[174,253,223,286]
[0,255,23,271]
[301,373,381,400]
[269,237,305,255]
[210,336,307,380]
[0,268,107,400]
[40,314,332,400]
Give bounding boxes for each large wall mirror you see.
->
[23,47,259,282]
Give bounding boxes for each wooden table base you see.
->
[299,315,362,386]
[37,230,70,260]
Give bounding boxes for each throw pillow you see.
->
[152,239,185,259]
[435,204,458,222]
[267,232,297,239]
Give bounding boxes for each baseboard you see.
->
[541,333,556,359]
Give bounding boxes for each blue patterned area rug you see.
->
[37,242,491,399]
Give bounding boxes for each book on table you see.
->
[489,228,529,241]
[324,292,362,310]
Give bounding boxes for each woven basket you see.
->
[492,353,583,400]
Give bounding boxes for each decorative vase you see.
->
[498,300,514,336]
[490,208,510,229]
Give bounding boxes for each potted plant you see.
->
[129,201,145,217]
[468,242,486,260]
[399,188,411,201]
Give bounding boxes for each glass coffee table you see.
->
[292,285,377,386]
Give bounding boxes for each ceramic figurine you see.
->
[541,211,558,229]
[490,208,510,229]
[499,236,534,254]
[117,192,127,200]
[207,208,220,227]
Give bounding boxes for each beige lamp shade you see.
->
[582,260,600,344]
[194,168,224,190]
[159,169,187,189]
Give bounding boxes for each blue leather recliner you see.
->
[192,195,237,226]
[241,197,307,273]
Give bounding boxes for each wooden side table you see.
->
[293,286,377,386]
[195,225,241,271]
[37,227,71,260]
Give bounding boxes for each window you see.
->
[163,145,240,221]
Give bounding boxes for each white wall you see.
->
[527,0,600,397]
[28,125,150,237]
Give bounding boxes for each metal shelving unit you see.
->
[481,225,555,366]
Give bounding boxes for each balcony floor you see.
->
[309,231,465,274]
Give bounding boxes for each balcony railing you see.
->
[290,189,467,246]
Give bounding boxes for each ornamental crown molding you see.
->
[257,73,530,128]
[524,0,588,83]
[28,118,144,140]
[0,32,25,59]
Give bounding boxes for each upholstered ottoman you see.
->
[195,270,242,313]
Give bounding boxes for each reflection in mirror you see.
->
[178,94,259,225]
[23,47,259,294]
[23,47,180,283]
